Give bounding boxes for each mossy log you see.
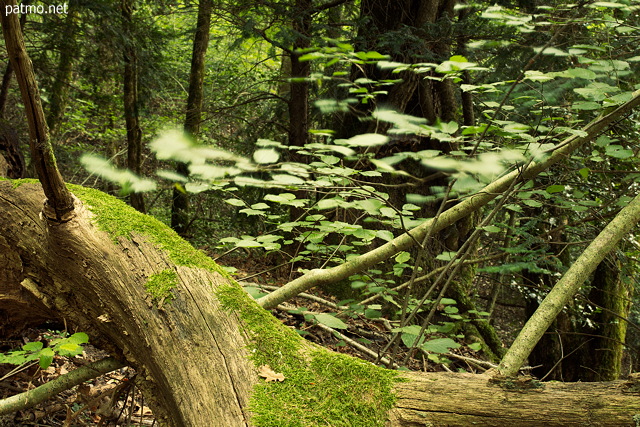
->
[0,181,639,427]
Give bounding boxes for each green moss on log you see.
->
[216,285,399,427]
[145,269,178,304]
[68,184,228,277]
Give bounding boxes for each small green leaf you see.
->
[23,342,43,352]
[376,230,394,241]
[314,313,348,329]
[338,133,389,147]
[579,168,589,180]
[523,199,543,208]
[68,333,89,345]
[225,198,245,207]
[468,342,482,351]
[253,149,280,164]
[546,185,565,194]
[421,337,461,354]
[39,348,55,369]
[395,251,411,264]
[436,251,457,261]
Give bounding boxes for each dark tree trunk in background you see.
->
[171,0,213,236]
[0,120,25,178]
[47,5,79,136]
[580,255,632,381]
[287,0,311,149]
[0,0,75,222]
[0,0,26,119]
[121,0,145,213]
[334,0,501,357]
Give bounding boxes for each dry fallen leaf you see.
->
[258,365,285,382]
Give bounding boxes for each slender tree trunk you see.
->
[121,0,145,213]
[171,0,213,235]
[47,5,79,136]
[0,0,26,119]
[0,0,75,222]
[287,0,311,148]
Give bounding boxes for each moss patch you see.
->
[216,285,398,427]
[68,184,228,277]
[145,269,178,304]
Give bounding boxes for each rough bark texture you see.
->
[1,181,639,426]
[0,181,256,426]
[390,371,640,426]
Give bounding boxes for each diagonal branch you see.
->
[257,90,640,309]
[0,0,75,222]
[498,191,640,376]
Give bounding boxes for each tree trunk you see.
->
[582,255,632,381]
[390,371,640,426]
[0,180,256,426]
[121,0,145,213]
[46,6,78,136]
[171,0,213,236]
[1,180,640,426]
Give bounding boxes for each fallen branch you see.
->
[0,357,125,415]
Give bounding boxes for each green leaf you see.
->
[376,230,394,242]
[468,342,482,351]
[482,225,501,233]
[338,133,389,147]
[421,337,461,354]
[39,348,55,369]
[225,199,244,207]
[314,313,348,329]
[379,207,397,218]
[395,251,411,264]
[579,168,590,180]
[605,145,633,159]
[23,342,43,352]
[57,343,82,356]
[523,199,543,208]
[253,149,280,164]
[68,333,89,345]
[546,185,565,194]
[436,251,457,261]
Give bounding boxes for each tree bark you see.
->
[583,255,632,381]
[1,180,639,426]
[0,180,257,426]
[390,371,640,426]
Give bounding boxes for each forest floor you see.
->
[0,250,526,426]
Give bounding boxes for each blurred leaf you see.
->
[421,337,461,354]
[314,313,347,329]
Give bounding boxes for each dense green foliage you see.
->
[2,0,640,381]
